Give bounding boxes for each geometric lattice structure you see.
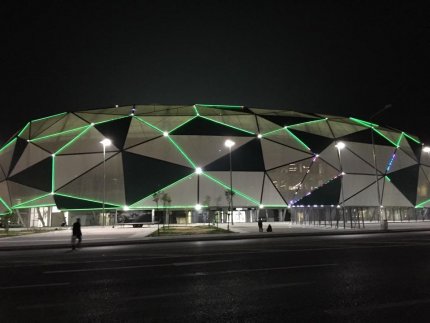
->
[0,104,429,217]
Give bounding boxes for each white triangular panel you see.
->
[257,116,283,135]
[261,175,287,206]
[137,116,195,132]
[74,113,126,124]
[170,136,253,168]
[397,135,418,161]
[131,174,197,208]
[0,180,11,206]
[319,142,341,170]
[7,181,48,207]
[126,137,192,168]
[35,114,89,139]
[10,143,51,176]
[55,152,115,189]
[261,139,313,170]
[341,174,379,202]
[199,173,257,208]
[0,140,16,176]
[328,121,366,138]
[417,168,430,205]
[205,115,258,133]
[289,120,333,138]
[18,194,56,208]
[382,179,414,207]
[124,118,161,149]
[57,127,120,154]
[31,128,88,154]
[387,149,418,174]
[343,180,381,206]
[30,114,66,138]
[340,148,378,174]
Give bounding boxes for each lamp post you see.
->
[224,139,235,231]
[335,141,347,229]
[100,138,112,226]
[369,104,391,223]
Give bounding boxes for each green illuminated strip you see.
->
[349,117,378,128]
[135,116,164,133]
[52,155,55,192]
[261,127,285,137]
[416,198,430,208]
[263,204,288,207]
[167,137,196,168]
[17,122,30,137]
[396,132,404,147]
[60,207,117,211]
[385,176,391,182]
[13,193,51,208]
[93,115,129,126]
[54,192,121,207]
[284,128,311,151]
[403,132,421,144]
[193,105,200,116]
[0,138,16,153]
[169,116,198,133]
[130,174,196,207]
[32,112,67,123]
[55,125,92,155]
[200,115,256,135]
[373,128,398,147]
[0,197,12,213]
[30,125,89,142]
[195,104,243,109]
[203,173,260,205]
[287,118,328,128]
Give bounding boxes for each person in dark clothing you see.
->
[266,224,272,232]
[258,218,263,232]
[71,218,82,250]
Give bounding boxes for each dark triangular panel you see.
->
[260,115,319,127]
[388,164,420,205]
[8,138,28,176]
[122,151,194,205]
[54,195,117,210]
[287,129,332,154]
[8,157,52,192]
[95,116,132,149]
[170,117,253,136]
[338,129,390,146]
[204,139,265,171]
[406,137,423,160]
[295,177,341,205]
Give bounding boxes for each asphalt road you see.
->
[2,232,430,322]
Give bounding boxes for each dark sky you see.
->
[2,0,430,145]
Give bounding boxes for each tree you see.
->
[225,189,235,225]
[161,192,172,227]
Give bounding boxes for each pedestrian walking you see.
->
[71,218,82,250]
[258,218,263,232]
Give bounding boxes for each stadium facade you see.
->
[0,104,429,228]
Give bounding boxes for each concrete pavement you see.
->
[2,221,430,251]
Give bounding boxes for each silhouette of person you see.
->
[258,218,263,232]
[71,218,82,250]
[266,224,272,232]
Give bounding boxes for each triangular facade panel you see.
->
[0,180,11,206]
[388,165,420,205]
[287,129,333,154]
[261,139,313,170]
[343,181,380,206]
[9,157,52,192]
[206,115,258,134]
[328,120,366,138]
[29,114,67,139]
[124,118,162,149]
[288,120,334,138]
[54,194,118,210]
[295,177,341,206]
[341,174,379,202]
[386,149,418,174]
[95,116,132,150]
[382,178,414,207]
[10,143,51,177]
[7,181,48,207]
[34,113,89,139]
[31,127,89,154]
[261,175,287,206]
[416,168,430,205]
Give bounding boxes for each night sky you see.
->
[2,1,429,145]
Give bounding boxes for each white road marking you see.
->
[0,282,70,290]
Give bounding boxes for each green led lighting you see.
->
[55,125,92,155]
[13,193,52,208]
[32,112,67,123]
[286,118,328,128]
[284,128,311,151]
[14,203,56,209]
[200,115,256,135]
[169,116,198,133]
[130,174,196,207]
[17,122,30,137]
[0,197,12,213]
[373,128,398,147]
[403,132,421,144]
[54,192,121,207]
[60,207,118,211]
[385,176,391,182]
[0,138,16,154]
[195,104,243,109]
[396,132,405,147]
[262,204,288,208]
[349,117,379,128]
[193,105,200,116]
[416,198,430,208]
[261,127,285,137]
[134,116,164,133]
[203,173,260,205]
[30,125,89,142]
[167,137,196,168]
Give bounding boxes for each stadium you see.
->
[0,104,429,228]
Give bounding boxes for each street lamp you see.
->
[335,141,347,228]
[100,138,111,226]
[224,139,235,231]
